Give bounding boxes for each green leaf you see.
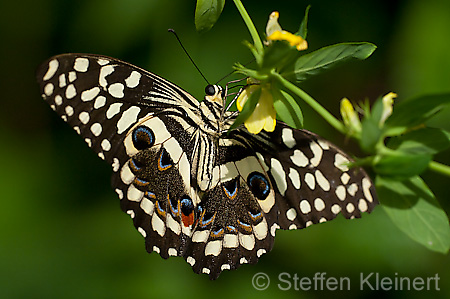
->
[370,96,384,126]
[272,89,303,129]
[195,0,225,33]
[373,151,432,180]
[229,87,261,131]
[262,41,299,71]
[296,5,311,39]
[385,93,450,135]
[387,128,450,155]
[376,175,450,254]
[285,42,377,82]
[360,117,382,153]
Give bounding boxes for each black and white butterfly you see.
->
[37,54,377,279]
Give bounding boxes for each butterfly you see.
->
[37,53,378,279]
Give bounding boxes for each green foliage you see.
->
[284,43,376,82]
[377,176,450,253]
[195,0,225,33]
[296,5,310,39]
[385,94,450,136]
[353,93,450,252]
[272,88,303,129]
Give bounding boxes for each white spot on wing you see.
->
[239,233,255,250]
[78,111,90,124]
[286,208,297,221]
[43,59,59,81]
[120,162,135,184]
[168,248,177,256]
[138,227,146,238]
[108,83,125,98]
[74,57,89,72]
[304,173,315,190]
[81,87,100,102]
[299,200,311,214]
[54,95,63,106]
[270,158,287,196]
[44,83,54,96]
[65,105,74,117]
[90,123,102,137]
[125,71,142,88]
[97,59,109,66]
[166,214,181,235]
[101,139,111,152]
[358,199,368,212]
[335,185,346,201]
[94,96,106,109]
[362,178,373,202]
[205,240,222,256]
[290,149,309,167]
[126,210,135,219]
[347,183,358,197]
[309,141,323,166]
[65,84,76,99]
[314,198,325,212]
[68,71,77,83]
[341,172,350,185]
[127,184,144,202]
[140,198,154,215]
[117,106,141,134]
[99,65,115,89]
[318,140,330,150]
[187,256,195,266]
[346,203,355,213]
[115,188,123,199]
[315,170,330,191]
[106,103,123,119]
[152,213,165,237]
[335,153,350,171]
[192,230,209,243]
[112,158,120,172]
[253,218,268,240]
[257,249,267,257]
[282,128,296,148]
[331,204,341,214]
[223,234,239,248]
[288,168,301,189]
[58,74,67,88]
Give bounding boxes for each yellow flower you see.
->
[266,11,308,51]
[340,98,361,134]
[379,92,397,126]
[237,85,276,134]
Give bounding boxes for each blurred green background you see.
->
[1,0,449,298]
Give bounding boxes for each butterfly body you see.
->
[37,53,377,279]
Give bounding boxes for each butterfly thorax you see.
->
[196,84,234,137]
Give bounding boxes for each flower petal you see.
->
[267,30,308,51]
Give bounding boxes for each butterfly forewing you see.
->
[37,53,378,280]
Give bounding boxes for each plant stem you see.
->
[428,160,450,177]
[232,0,264,57]
[272,71,346,134]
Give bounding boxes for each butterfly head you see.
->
[204,84,225,104]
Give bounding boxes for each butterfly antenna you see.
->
[215,58,256,85]
[168,29,210,85]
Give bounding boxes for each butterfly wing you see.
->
[232,122,378,230]
[36,52,204,263]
